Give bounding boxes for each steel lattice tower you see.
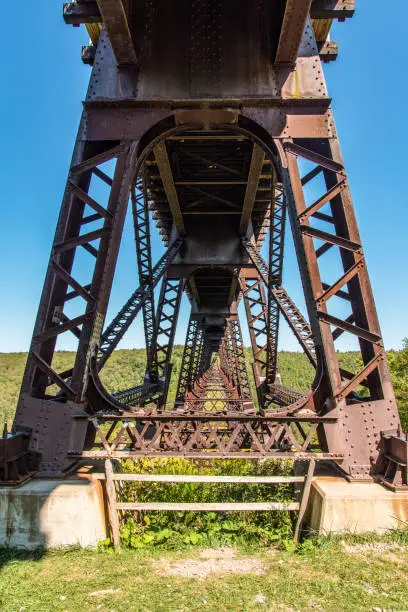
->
[2,0,406,489]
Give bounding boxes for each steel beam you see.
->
[239,144,265,236]
[63,2,101,25]
[96,0,137,66]
[153,143,186,236]
[275,0,313,66]
[84,413,339,459]
[319,41,339,63]
[311,0,355,19]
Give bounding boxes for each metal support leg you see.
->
[283,138,401,478]
[192,326,204,381]
[240,275,269,407]
[175,314,200,404]
[228,318,252,402]
[14,135,138,473]
[197,334,213,377]
[17,138,136,403]
[98,238,183,368]
[151,274,184,407]
[242,239,316,367]
[131,173,155,377]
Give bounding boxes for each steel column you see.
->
[16,137,137,405]
[228,318,252,402]
[150,274,184,407]
[131,173,156,376]
[240,275,269,406]
[175,314,201,404]
[282,138,401,477]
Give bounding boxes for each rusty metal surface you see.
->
[0,428,34,485]
[3,1,402,484]
[72,410,340,460]
[378,432,408,490]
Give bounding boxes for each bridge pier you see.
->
[2,471,408,549]
[0,476,106,550]
[307,477,408,535]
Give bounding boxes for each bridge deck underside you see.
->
[147,131,271,246]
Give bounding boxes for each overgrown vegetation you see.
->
[116,458,294,550]
[1,344,407,429]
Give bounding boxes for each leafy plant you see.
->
[116,457,294,550]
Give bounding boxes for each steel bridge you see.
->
[2,0,407,489]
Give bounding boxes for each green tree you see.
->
[388,338,408,430]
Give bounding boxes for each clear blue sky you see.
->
[0,2,407,353]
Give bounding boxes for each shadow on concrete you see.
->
[0,475,107,551]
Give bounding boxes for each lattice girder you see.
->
[131,174,156,375]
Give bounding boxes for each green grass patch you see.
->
[0,536,408,611]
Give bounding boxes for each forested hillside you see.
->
[1,344,407,429]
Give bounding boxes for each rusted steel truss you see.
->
[217,318,252,404]
[284,140,391,405]
[17,142,138,403]
[175,315,202,405]
[98,238,182,368]
[5,1,404,484]
[227,318,252,402]
[242,240,316,367]
[114,274,185,410]
[151,277,184,381]
[75,412,341,460]
[240,275,270,401]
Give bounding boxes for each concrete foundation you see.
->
[307,477,408,534]
[0,478,107,549]
[2,474,408,548]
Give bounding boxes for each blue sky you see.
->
[0,2,407,353]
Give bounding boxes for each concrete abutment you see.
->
[1,474,408,549]
[0,478,107,549]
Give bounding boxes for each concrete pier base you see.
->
[0,478,107,549]
[307,477,408,534]
[2,474,408,548]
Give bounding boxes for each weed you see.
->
[117,457,294,549]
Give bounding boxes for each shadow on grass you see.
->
[0,546,45,570]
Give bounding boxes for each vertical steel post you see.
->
[175,314,200,404]
[131,173,156,377]
[150,274,184,407]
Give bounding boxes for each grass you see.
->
[0,537,408,611]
